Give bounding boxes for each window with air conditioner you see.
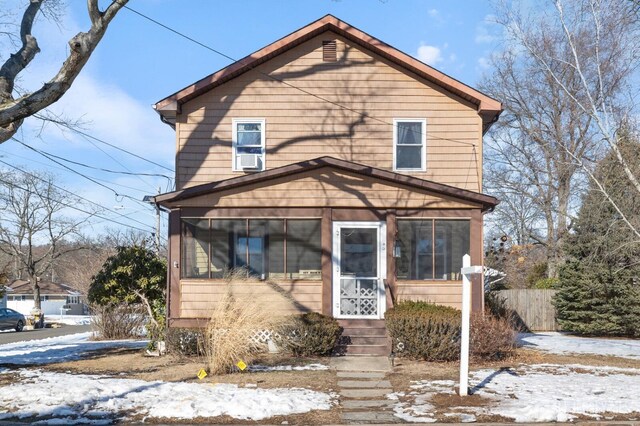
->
[232,119,265,171]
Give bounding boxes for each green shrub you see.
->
[276,312,342,356]
[534,278,559,289]
[386,301,518,362]
[385,301,461,361]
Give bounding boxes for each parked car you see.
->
[0,308,26,331]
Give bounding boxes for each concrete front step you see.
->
[340,327,388,337]
[338,319,385,328]
[338,380,392,388]
[341,411,397,423]
[337,344,390,356]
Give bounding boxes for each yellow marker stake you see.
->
[236,361,247,371]
[197,369,208,380]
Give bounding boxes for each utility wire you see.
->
[123,5,479,148]
[13,137,148,206]
[37,114,175,173]
[0,148,151,195]
[0,174,153,234]
[0,158,157,232]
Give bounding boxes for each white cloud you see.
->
[477,57,490,69]
[475,14,498,44]
[416,44,443,65]
[428,9,439,18]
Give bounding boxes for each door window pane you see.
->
[341,228,377,277]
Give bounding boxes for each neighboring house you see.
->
[7,279,86,316]
[152,15,501,354]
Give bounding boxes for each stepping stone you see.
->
[341,388,392,398]
[338,380,392,388]
[337,371,385,379]
[341,411,397,422]
[342,399,394,409]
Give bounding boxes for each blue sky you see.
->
[0,0,501,241]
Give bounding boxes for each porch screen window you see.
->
[233,119,265,171]
[181,218,320,280]
[396,219,470,280]
[394,119,426,171]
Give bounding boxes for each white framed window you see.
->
[393,118,426,171]
[232,118,266,171]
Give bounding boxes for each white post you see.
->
[459,256,483,396]
[459,254,471,396]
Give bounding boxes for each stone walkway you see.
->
[330,356,398,424]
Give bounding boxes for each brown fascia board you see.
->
[153,15,502,132]
[153,156,500,212]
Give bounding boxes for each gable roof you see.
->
[153,156,499,212]
[154,14,502,133]
[8,279,81,296]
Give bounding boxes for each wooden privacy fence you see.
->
[494,289,559,331]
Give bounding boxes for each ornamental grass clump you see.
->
[201,269,295,374]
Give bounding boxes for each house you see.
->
[7,279,85,316]
[152,15,500,355]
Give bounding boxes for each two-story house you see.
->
[152,15,501,355]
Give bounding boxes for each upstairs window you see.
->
[394,119,426,171]
[232,119,265,171]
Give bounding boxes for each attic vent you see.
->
[322,40,337,62]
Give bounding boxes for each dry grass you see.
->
[201,269,296,374]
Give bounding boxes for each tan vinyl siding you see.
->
[173,168,480,210]
[179,280,322,317]
[396,282,463,309]
[176,32,482,191]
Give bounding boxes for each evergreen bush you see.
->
[276,312,342,356]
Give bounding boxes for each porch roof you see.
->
[153,156,499,212]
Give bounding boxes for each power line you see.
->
[35,113,175,173]
[0,158,157,232]
[0,148,151,195]
[0,173,153,234]
[123,5,479,148]
[13,137,148,206]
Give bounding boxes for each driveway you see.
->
[0,324,92,345]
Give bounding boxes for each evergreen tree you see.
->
[554,133,640,336]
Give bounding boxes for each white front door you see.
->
[332,221,387,319]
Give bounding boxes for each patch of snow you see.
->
[389,364,640,423]
[45,315,92,326]
[0,332,146,365]
[0,369,335,423]
[248,363,329,372]
[519,332,640,360]
[388,380,454,423]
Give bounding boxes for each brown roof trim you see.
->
[154,157,499,212]
[154,15,502,131]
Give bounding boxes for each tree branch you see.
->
[0,0,129,143]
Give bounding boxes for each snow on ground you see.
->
[45,315,92,326]
[249,363,329,372]
[389,364,640,423]
[0,332,147,365]
[519,332,640,360]
[0,369,335,424]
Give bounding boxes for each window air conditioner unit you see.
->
[239,154,260,169]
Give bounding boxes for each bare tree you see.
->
[483,0,640,277]
[0,0,128,144]
[0,168,93,308]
